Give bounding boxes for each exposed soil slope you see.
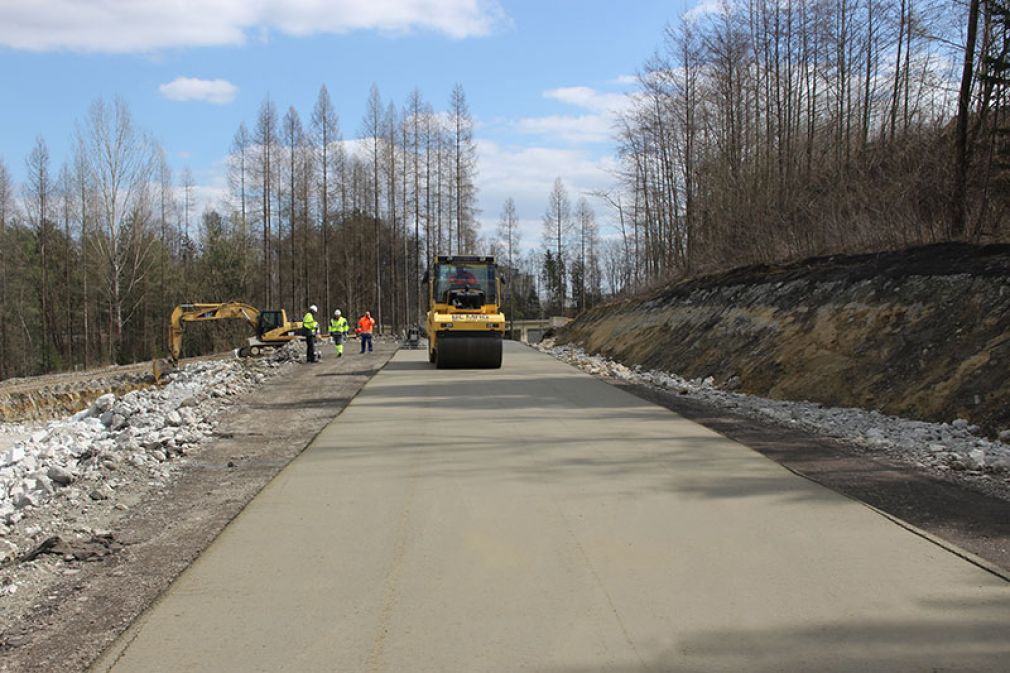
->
[559,243,1010,436]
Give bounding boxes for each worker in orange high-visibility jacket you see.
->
[356,311,376,353]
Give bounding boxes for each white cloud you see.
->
[544,86,630,115]
[684,0,724,22]
[0,0,506,53]
[475,139,619,249]
[511,85,631,146]
[515,114,613,145]
[160,77,238,104]
[609,74,639,86]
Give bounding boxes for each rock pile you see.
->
[540,341,1010,494]
[0,346,300,563]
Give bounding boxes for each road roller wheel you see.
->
[434,335,502,369]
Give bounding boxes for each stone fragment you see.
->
[31,476,55,495]
[89,484,114,501]
[13,492,38,509]
[2,445,26,466]
[91,393,116,415]
[48,465,74,486]
[0,539,18,563]
[952,419,969,430]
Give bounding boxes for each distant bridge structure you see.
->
[507,317,571,344]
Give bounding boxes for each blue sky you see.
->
[0,0,697,248]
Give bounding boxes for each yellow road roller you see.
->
[424,255,505,368]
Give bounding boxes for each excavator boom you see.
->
[168,303,261,361]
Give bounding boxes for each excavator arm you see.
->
[167,303,261,362]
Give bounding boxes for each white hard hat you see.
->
[334,309,341,316]
[309,304,318,312]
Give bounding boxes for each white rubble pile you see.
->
[0,346,300,564]
[539,341,1010,489]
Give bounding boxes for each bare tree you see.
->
[254,97,278,306]
[229,123,251,294]
[311,85,339,313]
[952,0,982,238]
[71,134,93,367]
[407,89,426,323]
[362,84,384,331]
[542,177,572,313]
[497,197,520,328]
[155,148,174,350]
[81,97,156,363]
[573,197,599,311]
[179,166,195,298]
[282,106,304,310]
[449,84,478,253]
[23,137,54,370]
[0,158,14,377]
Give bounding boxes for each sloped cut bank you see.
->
[558,243,1010,436]
[0,374,152,425]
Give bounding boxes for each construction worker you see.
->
[356,310,376,353]
[303,304,320,363]
[329,309,349,357]
[448,266,478,286]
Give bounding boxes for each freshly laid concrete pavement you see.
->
[91,342,1010,672]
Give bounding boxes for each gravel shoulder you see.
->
[0,343,395,673]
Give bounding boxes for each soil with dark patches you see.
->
[620,382,1010,578]
[0,344,396,673]
[654,242,1010,299]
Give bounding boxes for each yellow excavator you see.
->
[153,302,303,381]
[424,256,505,368]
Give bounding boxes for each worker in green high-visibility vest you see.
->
[329,309,349,357]
[302,304,320,363]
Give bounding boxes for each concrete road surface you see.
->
[91,342,1010,673]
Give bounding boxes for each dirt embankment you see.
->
[559,243,1010,436]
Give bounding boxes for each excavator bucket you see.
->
[152,357,177,383]
[435,334,503,369]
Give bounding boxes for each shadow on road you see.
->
[544,595,1010,672]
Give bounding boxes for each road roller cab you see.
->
[424,256,506,368]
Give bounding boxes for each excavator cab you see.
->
[256,310,286,337]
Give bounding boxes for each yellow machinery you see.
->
[424,256,505,368]
[154,302,303,380]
